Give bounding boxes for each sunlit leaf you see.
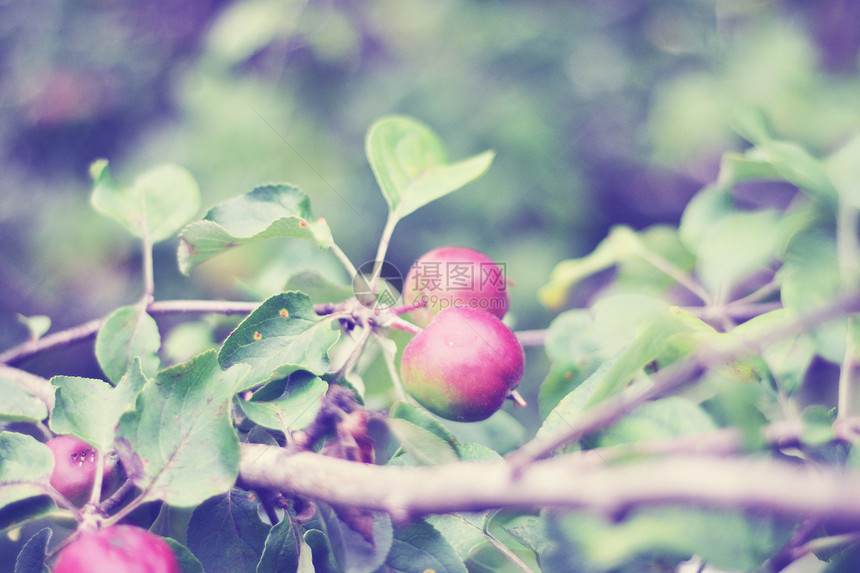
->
[219,292,341,389]
[177,185,333,275]
[695,209,788,297]
[49,361,147,451]
[90,159,201,243]
[730,309,816,395]
[366,115,494,220]
[237,372,327,432]
[389,401,459,450]
[536,301,709,444]
[0,377,47,423]
[387,418,459,465]
[15,314,51,341]
[778,229,845,363]
[0,433,53,511]
[383,519,468,573]
[826,131,860,209]
[544,506,790,572]
[597,397,717,447]
[749,140,837,203]
[95,306,161,385]
[116,350,246,506]
[539,225,640,309]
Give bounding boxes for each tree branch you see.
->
[0,299,335,366]
[238,444,860,523]
[508,289,860,469]
[0,364,54,411]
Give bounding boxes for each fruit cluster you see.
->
[400,247,525,422]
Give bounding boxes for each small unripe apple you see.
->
[53,525,181,573]
[400,307,525,422]
[403,246,509,327]
[47,435,115,506]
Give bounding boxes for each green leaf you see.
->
[164,539,206,573]
[95,305,161,385]
[49,362,147,451]
[387,418,460,465]
[499,514,548,563]
[0,432,53,510]
[0,497,54,536]
[219,292,341,389]
[749,140,837,203]
[14,527,52,573]
[304,529,339,573]
[538,226,640,309]
[389,401,459,450]
[116,350,246,506]
[424,514,488,563]
[614,225,695,296]
[716,151,783,187]
[801,405,836,446]
[544,507,790,572]
[365,115,494,220]
[90,159,201,243]
[297,535,317,573]
[778,230,845,363]
[0,377,48,423]
[597,397,717,448]
[678,186,736,254]
[318,503,393,573]
[383,519,468,573]
[16,314,51,341]
[258,512,301,573]
[186,489,270,573]
[177,185,333,275]
[730,309,816,395]
[237,372,328,432]
[827,131,860,209]
[695,209,789,297]
[440,410,528,457]
[536,301,708,445]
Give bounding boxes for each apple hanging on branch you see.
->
[402,245,510,327]
[46,435,116,507]
[400,306,525,422]
[53,525,181,573]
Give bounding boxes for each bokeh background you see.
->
[3,0,860,375]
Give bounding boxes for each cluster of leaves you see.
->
[3,112,860,573]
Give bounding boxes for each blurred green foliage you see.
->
[3,0,860,365]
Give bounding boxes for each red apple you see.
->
[53,525,181,573]
[47,435,115,507]
[399,307,524,422]
[403,246,509,326]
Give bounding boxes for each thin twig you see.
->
[0,364,55,411]
[0,299,340,365]
[637,247,712,306]
[507,289,860,470]
[838,323,857,420]
[329,242,358,279]
[458,514,534,573]
[374,331,408,402]
[514,329,546,347]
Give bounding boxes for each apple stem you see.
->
[387,317,423,335]
[508,390,528,408]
